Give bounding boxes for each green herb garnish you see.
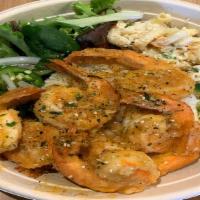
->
[49,111,63,115]
[144,92,150,101]
[40,105,46,111]
[6,121,16,127]
[196,102,200,119]
[162,52,176,60]
[192,67,199,73]
[75,93,83,101]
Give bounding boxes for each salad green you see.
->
[22,24,80,59]
[55,11,143,28]
[0,38,18,57]
[73,1,96,18]
[90,0,117,13]
[0,24,35,56]
[73,0,117,17]
[0,0,143,93]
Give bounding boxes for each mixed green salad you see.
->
[0,0,142,94]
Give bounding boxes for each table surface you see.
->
[0,0,200,200]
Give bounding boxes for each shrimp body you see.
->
[0,87,43,154]
[152,122,200,175]
[0,109,21,153]
[5,120,59,169]
[52,131,160,194]
[122,108,173,153]
[120,92,194,153]
[35,60,119,131]
[65,48,194,100]
[115,68,194,100]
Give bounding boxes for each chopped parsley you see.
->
[40,105,46,111]
[192,67,199,73]
[49,111,63,115]
[196,102,200,119]
[91,92,97,96]
[40,141,47,147]
[144,92,150,101]
[162,52,176,60]
[75,93,83,101]
[195,82,200,93]
[6,121,16,127]
[195,83,200,98]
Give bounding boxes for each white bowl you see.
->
[0,1,200,200]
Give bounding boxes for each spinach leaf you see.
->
[39,26,80,52]
[22,24,80,59]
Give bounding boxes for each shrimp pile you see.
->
[1,48,200,194]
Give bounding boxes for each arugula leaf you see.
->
[73,1,96,18]
[0,24,34,56]
[72,0,117,18]
[91,0,117,14]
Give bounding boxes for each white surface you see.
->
[0,0,200,200]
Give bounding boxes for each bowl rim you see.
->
[0,0,200,200]
[0,0,200,21]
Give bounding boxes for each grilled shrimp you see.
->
[115,68,194,100]
[119,92,198,171]
[34,60,119,131]
[121,107,174,153]
[122,92,194,134]
[0,87,43,109]
[0,87,42,154]
[0,109,21,153]
[65,48,172,70]
[120,92,194,153]
[65,48,194,99]
[152,122,200,175]
[52,130,160,194]
[4,120,60,169]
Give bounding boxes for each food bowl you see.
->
[0,0,200,200]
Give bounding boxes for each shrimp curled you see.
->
[34,60,119,131]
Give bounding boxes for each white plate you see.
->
[0,0,200,199]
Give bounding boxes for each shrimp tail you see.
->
[0,87,43,109]
[49,59,89,82]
